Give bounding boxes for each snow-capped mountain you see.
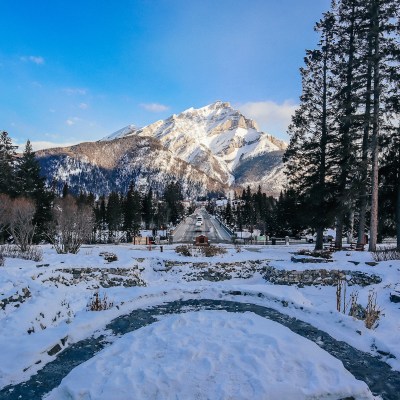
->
[37,101,288,196]
[104,101,287,192]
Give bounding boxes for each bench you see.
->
[323,243,340,252]
[349,242,365,251]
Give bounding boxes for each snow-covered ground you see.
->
[45,311,373,400]
[1,243,399,399]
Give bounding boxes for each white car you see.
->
[305,231,334,243]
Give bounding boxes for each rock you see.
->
[390,292,400,303]
[377,349,396,359]
[47,343,62,356]
[365,262,379,266]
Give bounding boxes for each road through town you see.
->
[172,209,232,244]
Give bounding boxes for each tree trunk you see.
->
[397,171,400,250]
[336,2,356,251]
[315,29,330,252]
[348,209,354,244]
[357,16,374,247]
[315,226,324,251]
[335,215,344,250]
[368,0,380,252]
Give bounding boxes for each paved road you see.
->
[172,209,232,244]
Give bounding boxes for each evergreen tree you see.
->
[223,201,233,226]
[284,0,399,250]
[332,0,367,249]
[94,195,107,242]
[15,140,53,241]
[106,191,122,241]
[163,182,183,224]
[0,131,17,195]
[142,188,154,229]
[62,182,69,198]
[284,12,337,249]
[123,183,142,242]
[367,0,399,250]
[16,140,43,196]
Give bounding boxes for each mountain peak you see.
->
[207,100,231,109]
[101,124,139,141]
[181,101,231,116]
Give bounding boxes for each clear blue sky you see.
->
[0,0,330,149]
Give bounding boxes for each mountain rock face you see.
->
[104,101,287,194]
[38,101,287,196]
[37,136,227,197]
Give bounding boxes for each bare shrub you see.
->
[199,245,227,257]
[347,290,366,319]
[0,196,36,252]
[342,287,381,329]
[87,292,113,311]
[0,244,42,261]
[48,195,94,254]
[365,290,381,329]
[234,243,242,253]
[0,254,4,266]
[175,245,192,256]
[372,247,400,261]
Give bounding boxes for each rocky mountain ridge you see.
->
[37,101,288,196]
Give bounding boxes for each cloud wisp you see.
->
[65,117,81,126]
[140,103,169,112]
[237,100,298,140]
[20,55,45,65]
[63,88,87,95]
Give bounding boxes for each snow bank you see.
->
[45,311,373,400]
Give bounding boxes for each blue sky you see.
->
[0,0,330,150]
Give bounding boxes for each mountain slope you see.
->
[36,136,227,196]
[104,101,287,192]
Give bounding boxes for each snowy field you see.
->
[1,243,399,399]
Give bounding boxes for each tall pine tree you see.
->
[15,140,53,241]
[284,12,336,249]
[0,131,17,196]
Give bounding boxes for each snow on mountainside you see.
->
[37,101,288,196]
[36,136,227,197]
[104,101,287,193]
[100,124,139,141]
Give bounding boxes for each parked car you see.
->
[305,231,334,243]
